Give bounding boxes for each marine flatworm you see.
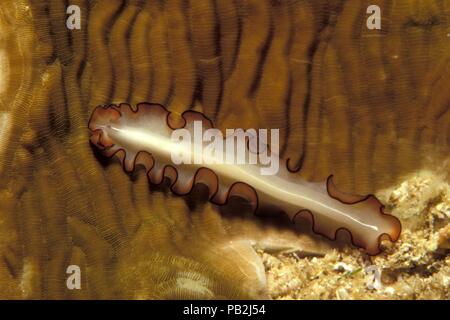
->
[88,103,401,255]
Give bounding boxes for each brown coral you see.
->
[0,0,448,299]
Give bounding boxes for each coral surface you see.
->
[0,0,448,299]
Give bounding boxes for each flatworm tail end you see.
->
[293,175,401,255]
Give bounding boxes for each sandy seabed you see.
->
[262,168,450,300]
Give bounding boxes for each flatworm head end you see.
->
[88,105,122,150]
